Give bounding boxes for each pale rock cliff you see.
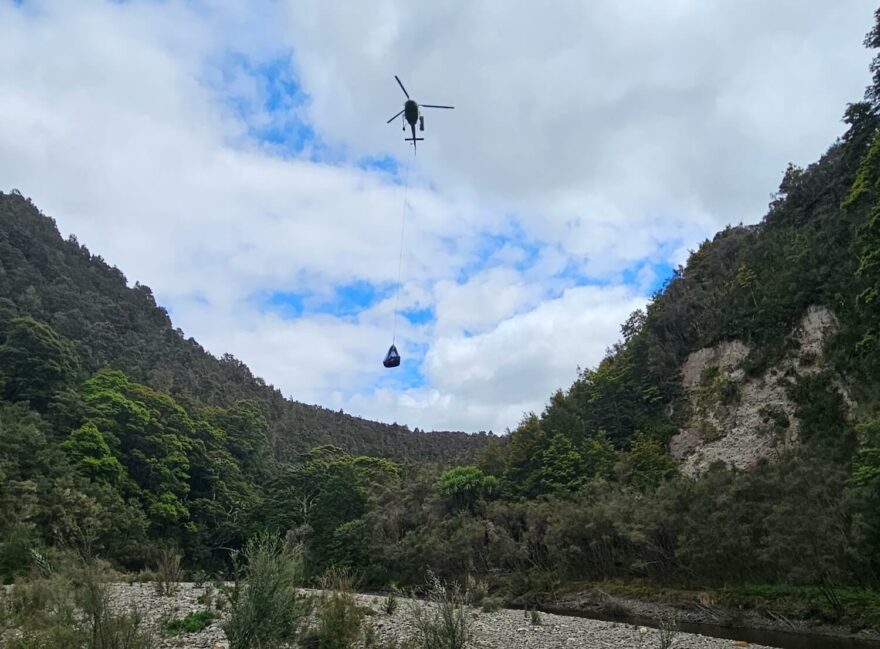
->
[670,305,844,474]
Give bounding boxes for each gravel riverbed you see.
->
[107,583,773,649]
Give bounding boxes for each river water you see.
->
[542,607,880,649]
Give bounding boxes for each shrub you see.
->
[153,548,182,597]
[480,596,503,613]
[77,562,155,649]
[301,568,364,649]
[657,612,678,649]
[4,558,153,649]
[383,591,398,615]
[529,608,542,626]
[223,533,310,649]
[4,571,81,647]
[197,583,215,609]
[409,573,474,649]
[464,575,488,607]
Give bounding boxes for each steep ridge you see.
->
[527,101,880,468]
[0,191,489,465]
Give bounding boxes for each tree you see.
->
[581,432,617,482]
[0,316,79,410]
[504,414,545,494]
[532,435,585,494]
[80,370,194,534]
[61,421,126,486]
[616,434,677,492]
[853,418,880,486]
[437,466,497,512]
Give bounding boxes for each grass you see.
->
[153,548,182,597]
[721,584,880,630]
[529,608,543,626]
[409,573,474,649]
[164,610,215,634]
[301,568,365,649]
[383,591,399,615]
[3,556,154,649]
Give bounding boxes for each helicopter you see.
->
[385,75,454,153]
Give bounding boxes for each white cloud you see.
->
[433,266,545,337]
[279,1,874,220]
[349,284,646,432]
[0,0,875,433]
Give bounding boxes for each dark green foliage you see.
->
[382,591,398,615]
[615,434,677,491]
[854,418,880,486]
[0,316,79,411]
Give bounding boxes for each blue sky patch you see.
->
[260,290,309,318]
[257,280,396,319]
[333,280,395,316]
[401,306,434,325]
[455,221,542,283]
[206,50,326,157]
[358,155,401,176]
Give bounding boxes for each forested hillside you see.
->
[0,193,488,464]
[0,189,490,577]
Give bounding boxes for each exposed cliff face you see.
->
[670,305,844,474]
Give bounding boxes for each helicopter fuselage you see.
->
[404,99,419,126]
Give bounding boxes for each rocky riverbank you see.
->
[547,588,880,647]
[106,582,777,649]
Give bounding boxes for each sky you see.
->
[0,0,875,433]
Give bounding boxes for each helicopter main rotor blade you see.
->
[421,104,455,109]
[386,109,404,124]
[394,75,410,99]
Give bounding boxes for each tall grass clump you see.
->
[153,548,182,597]
[3,554,153,649]
[409,572,474,649]
[223,533,310,649]
[301,568,365,649]
[463,575,488,607]
[79,566,154,649]
[382,590,398,615]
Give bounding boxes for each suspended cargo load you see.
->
[383,344,401,368]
